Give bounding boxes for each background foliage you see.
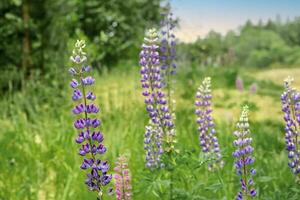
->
[178,17,300,68]
[0,0,161,93]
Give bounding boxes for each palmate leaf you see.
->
[204,182,223,192]
[135,168,170,198]
[257,176,275,183]
[191,182,205,194]
[175,149,212,170]
[173,188,208,200]
[150,179,170,198]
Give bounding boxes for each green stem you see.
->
[168,151,174,200]
[97,188,104,200]
[121,162,126,200]
[241,128,248,196]
[80,75,96,161]
[166,13,172,111]
[170,170,173,200]
[97,192,103,200]
[79,73,102,194]
[291,103,299,154]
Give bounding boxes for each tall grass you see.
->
[0,65,299,200]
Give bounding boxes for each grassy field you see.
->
[0,65,299,200]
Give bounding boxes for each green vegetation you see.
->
[1,65,300,199]
[1,1,300,199]
[178,17,300,68]
[0,0,161,93]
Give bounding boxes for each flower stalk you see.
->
[281,76,300,175]
[160,3,177,112]
[139,28,176,168]
[233,105,257,199]
[195,77,223,170]
[139,28,178,199]
[114,155,132,200]
[69,40,112,199]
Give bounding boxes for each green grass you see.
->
[0,66,300,200]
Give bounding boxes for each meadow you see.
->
[1,62,299,200]
[3,1,300,199]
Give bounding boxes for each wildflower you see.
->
[114,155,132,200]
[139,29,176,168]
[144,123,164,168]
[160,3,177,114]
[160,3,177,87]
[233,105,257,199]
[69,40,112,197]
[236,76,244,92]
[139,28,164,126]
[249,83,257,94]
[195,77,223,170]
[281,76,300,174]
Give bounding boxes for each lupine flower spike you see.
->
[144,123,164,168]
[139,29,176,168]
[114,155,132,200]
[69,40,112,199]
[160,2,177,112]
[281,76,300,174]
[249,83,257,94]
[236,76,244,92]
[195,77,223,170]
[233,105,257,199]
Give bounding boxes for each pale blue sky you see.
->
[170,0,300,42]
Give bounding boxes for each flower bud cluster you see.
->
[114,155,132,200]
[195,77,223,170]
[139,29,176,168]
[281,76,300,174]
[233,105,257,199]
[69,40,112,194]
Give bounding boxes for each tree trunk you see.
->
[22,0,31,71]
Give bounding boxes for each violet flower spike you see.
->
[233,105,257,199]
[144,123,164,168]
[160,3,177,80]
[249,83,257,94]
[160,3,177,112]
[139,29,176,168]
[281,76,300,174]
[236,76,244,92]
[114,155,132,200]
[69,40,112,198]
[195,77,223,170]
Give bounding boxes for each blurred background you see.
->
[1,0,300,199]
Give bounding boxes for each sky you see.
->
[170,0,300,42]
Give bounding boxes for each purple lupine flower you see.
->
[72,89,83,101]
[114,155,132,200]
[160,3,177,111]
[249,83,257,94]
[69,40,112,198]
[87,91,96,100]
[195,77,223,170]
[160,3,177,77]
[81,76,95,85]
[139,29,176,168]
[144,124,164,168]
[70,79,79,88]
[236,76,244,92]
[233,105,257,199]
[69,67,77,76]
[281,76,300,174]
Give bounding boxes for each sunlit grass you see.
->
[255,67,300,88]
[0,66,299,200]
